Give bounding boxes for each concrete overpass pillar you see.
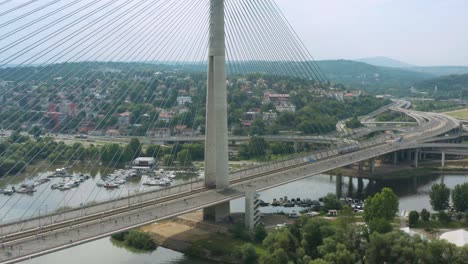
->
[336,175,343,198]
[393,152,397,165]
[203,0,230,222]
[245,185,256,229]
[369,158,375,173]
[414,149,419,168]
[293,141,299,153]
[442,152,446,167]
[358,162,364,171]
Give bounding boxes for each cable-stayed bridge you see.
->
[0,0,464,262]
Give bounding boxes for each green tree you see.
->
[322,193,342,211]
[239,243,258,264]
[318,237,355,264]
[145,144,161,158]
[420,209,430,221]
[177,149,192,166]
[248,137,268,157]
[253,225,267,243]
[163,154,173,166]
[251,118,266,136]
[408,211,419,227]
[364,188,399,223]
[124,230,157,251]
[345,117,362,129]
[128,138,142,157]
[452,183,468,212]
[364,188,398,234]
[429,183,450,211]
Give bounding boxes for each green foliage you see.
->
[239,243,258,264]
[409,211,420,227]
[364,188,399,223]
[437,211,451,223]
[322,193,342,211]
[253,225,267,243]
[229,223,251,242]
[367,218,393,234]
[420,209,430,221]
[452,183,468,212]
[318,237,355,264]
[145,144,161,158]
[345,117,362,129]
[124,230,157,251]
[163,154,173,166]
[364,188,398,234]
[414,73,468,99]
[248,137,268,157]
[177,149,192,166]
[429,183,451,211]
[111,231,129,241]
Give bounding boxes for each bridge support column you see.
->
[336,175,343,198]
[203,203,230,222]
[414,149,419,168]
[245,185,256,229]
[407,150,412,161]
[203,0,230,222]
[393,152,397,165]
[369,158,375,173]
[441,152,446,167]
[293,141,299,153]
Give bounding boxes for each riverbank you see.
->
[140,211,293,263]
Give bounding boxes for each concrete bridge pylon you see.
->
[203,0,230,222]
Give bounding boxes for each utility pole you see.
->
[203,0,230,222]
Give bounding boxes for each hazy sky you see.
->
[1,0,466,67]
[276,0,468,66]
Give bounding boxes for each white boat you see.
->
[104,182,119,189]
[143,179,159,186]
[96,180,105,187]
[158,178,171,186]
[58,185,70,191]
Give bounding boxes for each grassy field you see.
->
[445,108,468,119]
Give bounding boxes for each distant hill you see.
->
[356,56,415,68]
[315,60,433,94]
[413,73,468,99]
[409,66,468,76]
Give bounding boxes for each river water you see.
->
[3,165,465,264]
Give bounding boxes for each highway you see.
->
[0,103,461,263]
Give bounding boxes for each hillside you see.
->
[413,73,468,99]
[0,60,435,96]
[356,56,414,68]
[316,60,433,94]
[409,66,468,76]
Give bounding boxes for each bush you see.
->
[124,230,157,251]
[420,209,430,221]
[437,211,451,223]
[240,243,258,264]
[229,223,251,242]
[456,212,464,221]
[253,225,267,243]
[368,218,392,234]
[408,211,419,227]
[111,231,129,241]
